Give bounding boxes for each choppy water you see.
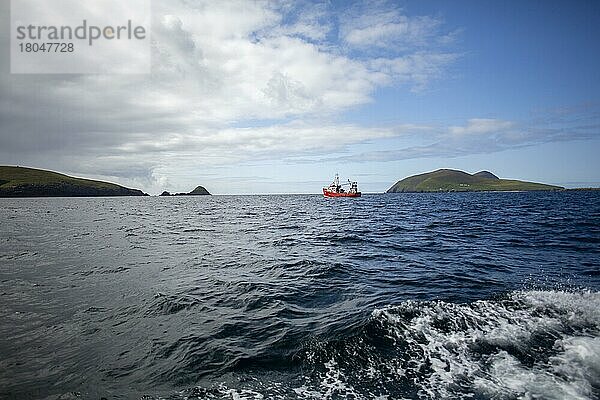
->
[0,191,599,400]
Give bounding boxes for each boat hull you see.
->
[323,188,361,197]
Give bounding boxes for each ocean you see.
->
[1,191,599,399]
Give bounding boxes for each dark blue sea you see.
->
[1,191,599,399]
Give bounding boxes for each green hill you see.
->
[387,169,563,193]
[0,166,146,197]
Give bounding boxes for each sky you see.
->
[1,0,599,194]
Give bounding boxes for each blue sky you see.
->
[329,0,600,191]
[1,0,598,193]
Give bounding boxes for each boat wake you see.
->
[361,290,600,399]
[171,290,600,400]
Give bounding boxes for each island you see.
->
[387,169,564,193]
[159,186,211,196]
[0,166,147,197]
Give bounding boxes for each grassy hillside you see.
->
[0,166,146,197]
[387,169,563,193]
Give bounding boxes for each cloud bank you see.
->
[0,0,462,192]
[327,109,600,163]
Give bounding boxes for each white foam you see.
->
[374,290,600,399]
[227,388,265,400]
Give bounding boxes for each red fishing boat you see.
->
[323,174,361,197]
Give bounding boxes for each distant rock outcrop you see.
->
[0,166,146,197]
[160,186,211,196]
[187,186,210,195]
[387,169,563,193]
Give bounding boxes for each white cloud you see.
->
[339,2,443,50]
[271,2,332,42]
[369,52,459,91]
[449,119,514,137]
